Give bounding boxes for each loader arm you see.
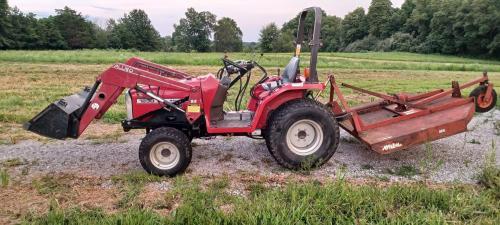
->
[125,57,193,79]
[25,63,196,139]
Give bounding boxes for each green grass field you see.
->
[22,176,500,224]
[0,50,499,224]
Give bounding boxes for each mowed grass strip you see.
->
[1,50,500,72]
[22,178,499,224]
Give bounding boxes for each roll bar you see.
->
[295,7,322,83]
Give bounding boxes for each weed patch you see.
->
[467,139,481,144]
[112,171,163,208]
[32,174,74,195]
[2,157,28,167]
[478,142,499,198]
[0,169,9,187]
[361,164,374,170]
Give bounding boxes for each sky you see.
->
[9,0,405,42]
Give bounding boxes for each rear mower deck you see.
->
[338,97,474,154]
[327,72,494,154]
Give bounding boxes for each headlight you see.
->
[125,90,133,120]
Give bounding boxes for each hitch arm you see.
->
[341,83,426,109]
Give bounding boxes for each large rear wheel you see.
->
[139,127,192,176]
[266,98,339,170]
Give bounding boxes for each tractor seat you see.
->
[281,56,299,83]
[210,76,231,122]
[261,57,300,92]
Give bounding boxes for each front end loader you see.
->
[25,7,497,176]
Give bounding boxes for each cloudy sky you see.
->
[9,0,404,42]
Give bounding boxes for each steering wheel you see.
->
[222,58,248,75]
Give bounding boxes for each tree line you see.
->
[260,0,499,57]
[0,0,243,52]
[0,0,499,57]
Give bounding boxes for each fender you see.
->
[205,82,325,134]
[254,83,325,129]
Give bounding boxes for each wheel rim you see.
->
[149,142,180,170]
[477,93,492,108]
[286,119,324,156]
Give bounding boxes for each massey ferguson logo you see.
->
[382,142,402,151]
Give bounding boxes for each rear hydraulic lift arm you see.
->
[77,63,195,136]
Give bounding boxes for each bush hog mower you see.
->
[25,8,497,176]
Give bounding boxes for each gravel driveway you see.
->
[1,110,498,184]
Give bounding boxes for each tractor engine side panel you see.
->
[129,85,195,119]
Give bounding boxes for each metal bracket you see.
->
[451,81,461,98]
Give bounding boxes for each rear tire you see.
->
[469,85,497,113]
[266,98,339,170]
[139,127,192,176]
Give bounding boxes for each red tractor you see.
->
[25,8,497,176]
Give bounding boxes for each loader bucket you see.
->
[24,83,98,139]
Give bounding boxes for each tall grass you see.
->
[1,50,500,72]
[478,141,500,198]
[22,177,499,224]
[0,169,8,187]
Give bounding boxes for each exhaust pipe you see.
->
[24,81,100,139]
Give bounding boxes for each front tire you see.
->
[139,127,192,176]
[266,98,340,170]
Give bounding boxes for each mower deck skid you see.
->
[339,96,475,154]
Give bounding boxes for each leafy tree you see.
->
[0,0,10,49]
[366,0,394,38]
[93,24,109,49]
[489,35,500,57]
[400,0,417,33]
[281,9,328,52]
[7,7,39,49]
[405,0,433,43]
[36,17,67,49]
[282,9,328,37]
[161,35,175,52]
[214,17,243,52]
[453,0,499,56]
[106,19,126,49]
[425,0,459,54]
[243,42,258,52]
[272,31,294,52]
[119,9,161,51]
[107,10,162,51]
[171,23,190,52]
[390,32,415,52]
[258,23,280,52]
[341,7,368,46]
[52,6,95,49]
[343,35,380,52]
[172,8,216,52]
[322,15,343,51]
